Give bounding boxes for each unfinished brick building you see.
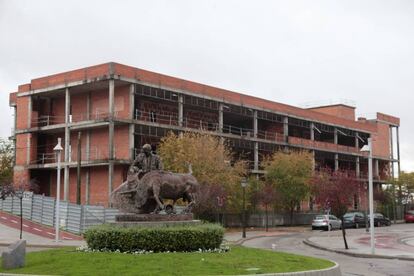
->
[9,62,401,208]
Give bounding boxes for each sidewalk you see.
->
[0,211,85,248]
[305,224,414,260]
[224,226,309,244]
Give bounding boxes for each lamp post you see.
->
[241,178,248,239]
[53,138,63,243]
[361,138,375,254]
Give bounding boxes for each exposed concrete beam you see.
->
[117,76,376,134]
[355,131,359,149]
[374,159,379,178]
[334,128,338,144]
[108,80,115,199]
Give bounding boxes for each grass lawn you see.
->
[0,246,334,276]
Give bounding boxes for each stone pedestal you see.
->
[2,240,26,269]
[113,213,200,228]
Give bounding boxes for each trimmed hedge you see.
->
[84,223,224,253]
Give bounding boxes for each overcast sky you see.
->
[1,0,413,171]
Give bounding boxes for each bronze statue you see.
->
[131,144,163,177]
[111,145,199,214]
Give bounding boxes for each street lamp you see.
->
[53,138,63,243]
[241,178,248,239]
[360,138,375,254]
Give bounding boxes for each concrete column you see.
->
[27,96,32,128]
[218,103,224,133]
[86,92,91,120]
[334,153,339,171]
[26,97,32,165]
[86,130,90,161]
[334,128,338,144]
[390,126,394,179]
[108,80,115,199]
[253,110,258,138]
[129,84,135,160]
[13,106,17,166]
[64,88,70,201]
[356,156,360,178]
[374,159,379,178]
[355,132,359,149]
[310,122,315,141]
[283,116,289,142]
[178,94,184,127]
[254,142,259,170]
[396,126,401,178]
[85,168,90,205]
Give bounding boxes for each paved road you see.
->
[243,230,414,276]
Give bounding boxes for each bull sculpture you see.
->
[111,166,199,214]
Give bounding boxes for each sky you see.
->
[0,0,413,171]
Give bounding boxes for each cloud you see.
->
[1,0,413,171]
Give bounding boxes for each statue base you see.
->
[113,213,201,228]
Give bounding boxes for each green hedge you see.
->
[84,223,224,253]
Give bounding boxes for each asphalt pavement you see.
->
[235,224,414,276]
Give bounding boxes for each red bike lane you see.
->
[0,210,83,241]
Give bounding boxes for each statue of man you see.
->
[130,144,163,177]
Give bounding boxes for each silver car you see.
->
[312,215,342,230]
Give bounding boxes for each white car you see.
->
[312,215,342,230]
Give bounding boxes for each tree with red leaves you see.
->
[311,168,363,249]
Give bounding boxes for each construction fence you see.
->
[0,193,119,234]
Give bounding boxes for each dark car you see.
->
[371,213,391,227]
[343,212,366,229]
[405,210,414,223]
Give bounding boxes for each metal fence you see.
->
[0,193,119,234]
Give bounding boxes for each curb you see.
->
[303,238,414,262]
[226,233,286,246]
[232,262,341,276]
[0,242,80,249]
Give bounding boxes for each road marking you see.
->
[23,224,28,227]
[63,237,73,240]
[11,220,18,224]
[33,228,42,232]
[47,232,55,236]
[1,216,8,219]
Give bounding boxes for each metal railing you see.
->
[0,193,119,234]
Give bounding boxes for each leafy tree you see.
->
[264,150,313,225]
[0,139,13,185]
[158,132,247,218]
[397,171,414,205]
[311,168,362,249]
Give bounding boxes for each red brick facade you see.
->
[9,62,400,209]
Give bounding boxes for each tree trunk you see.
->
[290,208,294,226]
[341,217,349,249]
[265,204,269,232]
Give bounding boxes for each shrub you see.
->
[84,223,224,253]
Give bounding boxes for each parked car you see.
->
[343,212,366,229]
[312,215,342,230]
[371,213,391,227]
[405,210,414,223]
